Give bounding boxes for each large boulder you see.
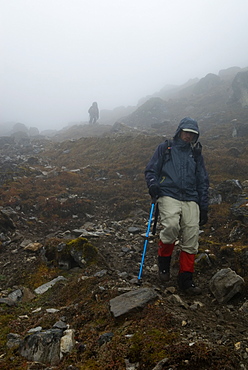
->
[110,287,158,318]
[19,329,63,365]
[215,179,243,203]
[209,268,244,303]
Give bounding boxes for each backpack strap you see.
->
[163,139,172,161]
[157,139,172,177]
[192,141,202,161]
[161,139,202,171]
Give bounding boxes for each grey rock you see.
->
[128,227,140,234]
[6,333,22,349]
[94,269,108,277]
[53,320,68,330]
[209,268,245,303]
[72,228,105,237]
[98,332,114,346]
[19,329,63,365]
[28,326,42,333]
[0,297,16,306]
[60,329,75,354]
[152,357,169,369]
[166,294,189,309]
[109,287,158,318]
[8,288,23,303]
[34,276,67,295]
[239,300,248,313]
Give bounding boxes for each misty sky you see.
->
[1,0,248,131]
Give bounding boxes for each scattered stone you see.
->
[209,268,245,303]
[165,286,176,294]
[60,329,75,354]
[46,308,60,313]
[94,269,108,277]
[53,320,68,330]
[20,239,33,248]
[235,341,241,350]
[150,264,158,272]
[239,300,248,313]
[28,326,42,333]
[189,300,204,311]
[0,297,16,306]
[32,307,42,313]
[195,252,212,266]
[124,358,139,369]
[151,357,169,370]
[72,228,105,237]
[8,288,23,303]
[24,242,43,251]
[130,277,139,285]
[34,276,67,295]
[19,315,29,319]
[121,246,132,253]
[98,332,114,346]
[118,271,128,278]
[166,294,189,309]
[127,227,140,234]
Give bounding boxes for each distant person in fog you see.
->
[88,102,99,124]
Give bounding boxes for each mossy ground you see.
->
[0,132,248,369]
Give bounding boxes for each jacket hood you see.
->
[174,117,200,142]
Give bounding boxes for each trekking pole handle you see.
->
[151,197,157,205]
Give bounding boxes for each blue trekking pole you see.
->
[137,198,156,284]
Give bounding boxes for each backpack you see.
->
[162,139,202,165]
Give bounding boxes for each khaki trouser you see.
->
[157,196,200,254]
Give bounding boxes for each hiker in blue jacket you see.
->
[145,117,209,295]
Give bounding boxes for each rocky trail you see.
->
[0,133,248,369]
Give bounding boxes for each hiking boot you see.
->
[158,256,171,283]
[158,270,170,282]
[178,272,202,295]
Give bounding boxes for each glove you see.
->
[149,184,160,199]
[199,209,208,226]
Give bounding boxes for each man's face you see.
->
[180,130,196,143]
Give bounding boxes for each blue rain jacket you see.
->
[145,117,209,210]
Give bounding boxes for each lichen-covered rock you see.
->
[44,237,98,269]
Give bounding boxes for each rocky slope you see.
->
[0,126,248,369]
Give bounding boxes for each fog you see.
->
[1,0,248,131]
